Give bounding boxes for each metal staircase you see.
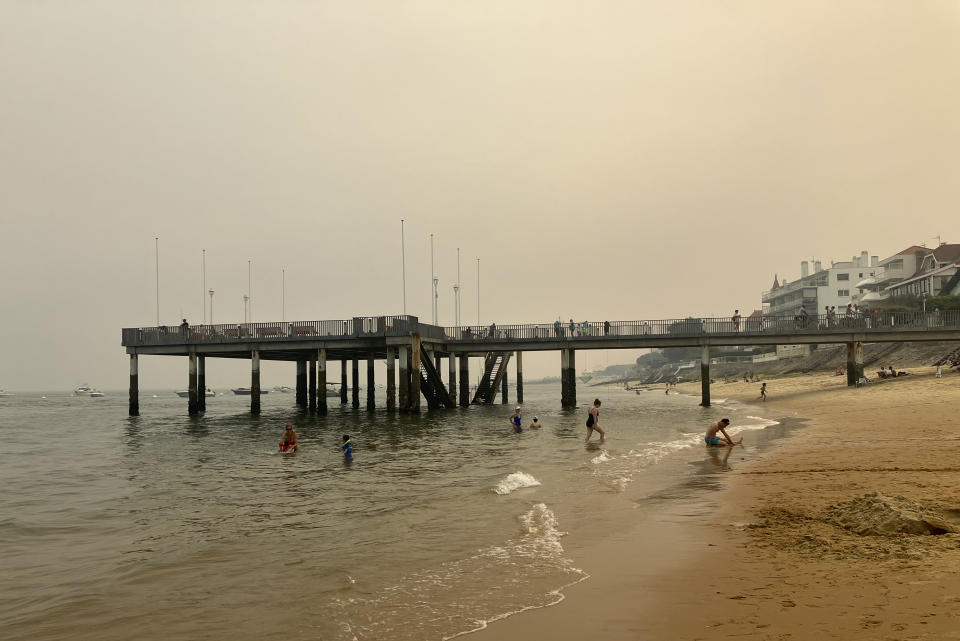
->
[419,352,456,409]
[471,352,512,404]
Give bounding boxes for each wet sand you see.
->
[472,368,960,640]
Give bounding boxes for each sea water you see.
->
[0,383,780,640]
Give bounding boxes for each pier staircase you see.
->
[471,352,512,404]
[419,352,456,409]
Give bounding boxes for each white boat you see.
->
[89,390,105,397]
[273,386,294,393]
[74,384,93,395]
[231,387,269,395]
[175,388,215,398]
[0,389,15,398]
[326,383,342,397]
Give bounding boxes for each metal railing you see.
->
[122,311,960,348]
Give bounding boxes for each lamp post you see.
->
[202,249,206,324]
[401,219,407,315]
[209,289,215,325]
[154,237,160,326]
[476,258,480,325]
[243,295,249,324]
[282,268,286,322]
[247,260,252,323]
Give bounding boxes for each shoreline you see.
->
[471,369,960,640]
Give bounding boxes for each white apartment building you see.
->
[762,251,878,317]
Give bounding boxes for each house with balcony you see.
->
[884,244,960,299]
[853,245,928,305]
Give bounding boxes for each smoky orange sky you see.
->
[1,1,958,389]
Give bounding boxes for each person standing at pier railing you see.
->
[732,310,741,332]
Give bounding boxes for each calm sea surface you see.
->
[0,383,781,640]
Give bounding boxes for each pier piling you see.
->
[561,349,576,408]
[398,346,410,410]
[386,347,396,410]
[367,355,376,410]
[409,335,422,413]
[846,341,864,386]
[188,352,199,415]
[516,351,523,404]
[251,350,261,414]
[128,354,139,416]
[198,356,206,412]
[351,359,360,409]
[318,349,327,414]
[340,361,348,405]
[699,344,710,407]
[501,366,509,404]
[308,358,317,412]
[458,355,469,407]
[448,353,456,405]
[296,360,307,408]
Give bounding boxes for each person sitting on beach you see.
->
[705,418,742,447]
[279,424,299,452]
[510,407,523,433]
[530,416,542,428]
[888,365,898,378]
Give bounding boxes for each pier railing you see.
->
[122,310,960,348]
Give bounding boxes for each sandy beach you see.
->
[473,368,960,640]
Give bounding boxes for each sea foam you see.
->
[494,471,542,495]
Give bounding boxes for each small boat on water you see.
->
[273,386,294,393]
[231,387,269,395]
[74,384,94,396]
[89,390,105,397]
[176,388,216,398]
[326,382,342,397]
[0,389,15,398]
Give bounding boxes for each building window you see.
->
[838,289,850,297]
[837,273,850,281]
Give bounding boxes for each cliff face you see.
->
[627,341,960,384]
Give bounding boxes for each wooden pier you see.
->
[121,312,960,416]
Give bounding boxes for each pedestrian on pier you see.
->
[180,318,189,336]
[488,322,496,338]
[554,319,562,337]
[604,320,611,336]
[569,319,576,336]
[732,310,741,332]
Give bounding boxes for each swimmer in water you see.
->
[530,416,542,428]
[585,399,605,443]
[342,434,353,459]
[510,407,523,433]
[279,423,299,452]
[704,418,742,447]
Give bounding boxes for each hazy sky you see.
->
[2,1,958,391]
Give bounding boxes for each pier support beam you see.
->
[198,356,206,412]
[188,352,199,415]
[516,351,524,404]
[386,347,396,410]
[399,346,409,411]
[409,335,422,413]
[459,354,470,407]
[700,344,711,407]
[367,355,376,411]
[846,341,864,386]
[448,353,456,404]
[352,359,360,409]
[561,349,577,408]
[251,350,261,414]
[308,358,317,412]
[501,366,509,404]
[128,354,139,416]
[340,361,348,405]
[296,360,307,408]
[318,349,327,414]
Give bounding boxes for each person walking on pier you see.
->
[732,310,741,332]
[585,399,605,443]
[570,319,576,336]
[554,319,562,337]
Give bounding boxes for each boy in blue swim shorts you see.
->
[704,418,742,447]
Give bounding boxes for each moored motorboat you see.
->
[176,388,215,398]
[74,384,93,395]
[0,389,15,398]
[231,387,269,395]
[89,390,105,397]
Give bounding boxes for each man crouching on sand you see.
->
[705,418,742,447]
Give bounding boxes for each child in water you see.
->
[342,434,353,460]
[510,407,523,433]
[530,416,542,428]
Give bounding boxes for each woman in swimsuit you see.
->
[586,399,604,443]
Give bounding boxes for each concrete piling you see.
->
[128,354,139,416]
[351,358,360,409]
[251,350,261,414]
[516,351,523,404]
[448,353,456,405]
[846,341,864,386]
[699,344,710,407]
[367,355,376,410]
[198,356,206,412]
[318,349,327,414]
[561,349,576,408]
[459,354,469,407]
[340,360,348,405]
[308,358,317,412]
[409,335,422,413]
[188,352,199,415]
[501,366,509,404]
[398,346,409,410]
[386,347,396,410]
[296,360,307,408]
